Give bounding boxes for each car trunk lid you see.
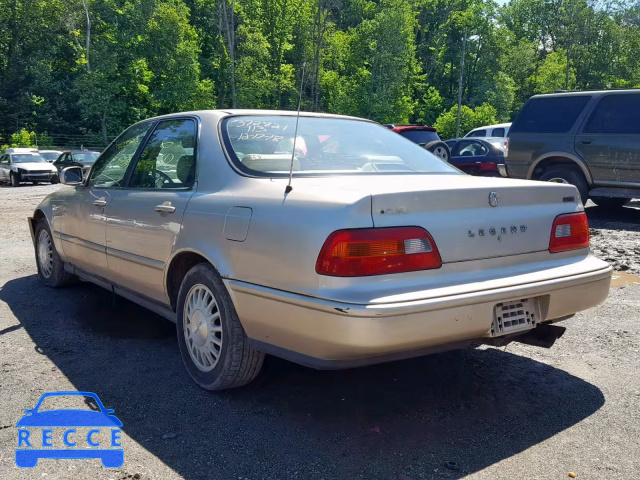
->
[368,175,581,263]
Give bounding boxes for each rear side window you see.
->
[584,94,640,134]
[467,129,486,137]
[511,95,591,134]
[492,128,505,137]
[397,130,440,145]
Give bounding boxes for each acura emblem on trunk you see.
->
[488,192,500,207]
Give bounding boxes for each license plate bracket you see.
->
[490,298,540,337]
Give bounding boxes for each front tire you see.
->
[34,219,77,287]
[176,263,264,391]
[538,166,589,205]
[51,175,59,184]
[10,172,20,187]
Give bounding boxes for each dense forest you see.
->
[1,0,639,148]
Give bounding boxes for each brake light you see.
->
[316,227,442,277]
[549,213,590,253]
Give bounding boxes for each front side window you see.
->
[73,152,100,164]
[584,94,640,134]
[89,123,152,187]
[129,119,196,189]
[222,116,458,177]
[511,95,591,134]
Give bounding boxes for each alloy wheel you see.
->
[37,229,54,279]
[183,284,223,372]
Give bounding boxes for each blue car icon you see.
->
[16,391,123,468]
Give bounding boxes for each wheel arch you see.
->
[528,153,593,185]
[165,249,222,312]
[29,209,47,245]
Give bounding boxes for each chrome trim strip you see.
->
[106,247,165,271]
[56,231,105,253]
[226,264,612,318]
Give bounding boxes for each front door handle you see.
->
[93,199,107,207]
[580,140,593,145]
[155,203,176,213]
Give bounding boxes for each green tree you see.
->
[434,102,497,139]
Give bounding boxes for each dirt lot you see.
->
[1,184,639,480]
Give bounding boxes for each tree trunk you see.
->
[221,0,236,108]
[101,111,108,145]
[81,0,91,71]
[455,30,467,139]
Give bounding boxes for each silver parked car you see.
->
[29,110,612,391]
[0,148,59,186]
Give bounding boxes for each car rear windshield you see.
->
[510,95,591,134]
[221,116,457,177]
[11,154,47,163]
[395,129,440,145]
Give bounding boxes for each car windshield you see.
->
[222,116,458,176]
[12,154,47,163]
[73,152,100,164]
[36,395,101,412]
[39,152,60,161]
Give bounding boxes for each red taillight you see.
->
[316,227,442,277]
[549,213,590,253]
[479,162,498,172]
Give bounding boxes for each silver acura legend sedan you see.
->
[29,110,612,391]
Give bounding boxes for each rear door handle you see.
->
[93,199,107,207]
[155,203,176,213]
[580,140,593,145]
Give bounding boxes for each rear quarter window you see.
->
[510,95,591,134]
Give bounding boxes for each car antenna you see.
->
[285,61,306,194]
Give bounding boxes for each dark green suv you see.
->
[505,89,640,207]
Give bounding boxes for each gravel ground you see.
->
[1,183,639,480]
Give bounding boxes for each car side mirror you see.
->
[60,166,84,185]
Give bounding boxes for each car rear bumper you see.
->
[226,256,612,367]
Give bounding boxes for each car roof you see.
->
[5,148,40,154]
[469,123,511,131]
[387,124,437,132]
[533,88,640,99]
[137,109,376,125]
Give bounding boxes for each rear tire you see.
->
[424,141,451,162]
[591,197,627,208]
[538,166,589,205]
[10,172,20,187]
[34,219,77,287]
[176,263,264,391]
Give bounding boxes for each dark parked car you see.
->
[53,150,101,176]
[506,89,640,207]
[444,138,508,177]
[385,124,451,161]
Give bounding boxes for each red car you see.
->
[385,124,451,162]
